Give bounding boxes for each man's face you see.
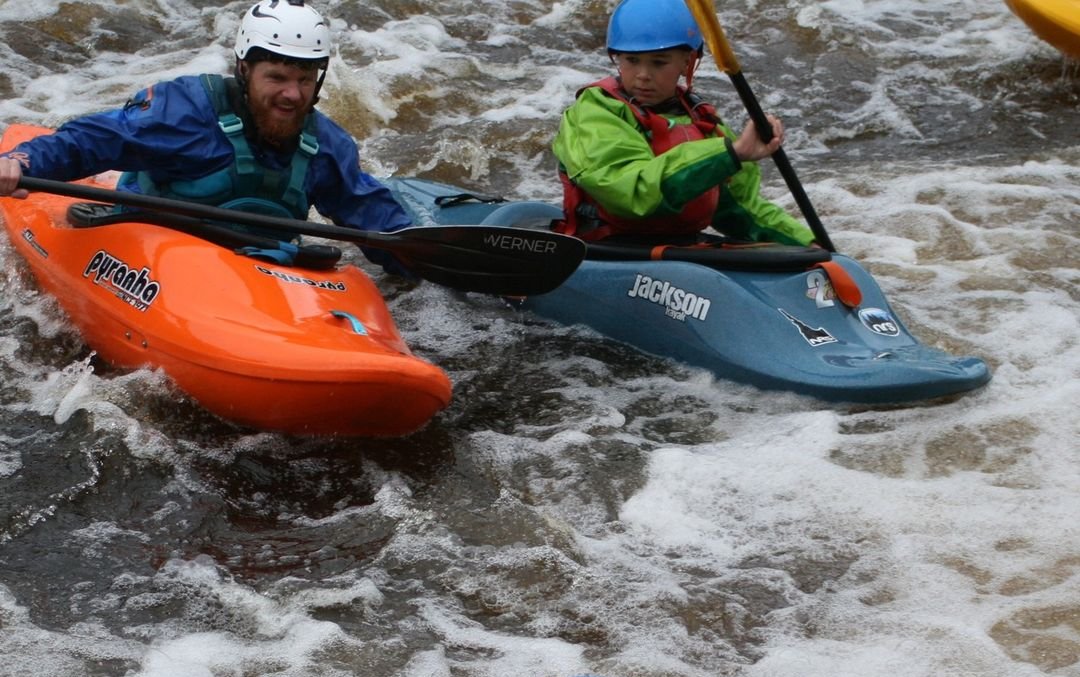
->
[241,60,320,144]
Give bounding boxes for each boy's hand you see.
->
[732,114,784,162]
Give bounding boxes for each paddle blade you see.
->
[685,0,741,74]
[387,226,587,296]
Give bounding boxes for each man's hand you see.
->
[0,157,29,199]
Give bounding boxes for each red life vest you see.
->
[557,76,722,241]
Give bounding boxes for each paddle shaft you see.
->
[685,0,836,252]
[727,72,835,252]
[15,176,587,296]
[19,176,422,249]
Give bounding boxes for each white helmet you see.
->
[234,0,331,62]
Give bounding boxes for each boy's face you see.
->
[615,49,692,106]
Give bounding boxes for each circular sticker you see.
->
[858,307,900,336]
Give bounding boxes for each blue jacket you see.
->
[8,74,412,268]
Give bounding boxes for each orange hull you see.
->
[0,125,451,437]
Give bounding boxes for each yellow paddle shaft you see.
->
[684,0,741,73]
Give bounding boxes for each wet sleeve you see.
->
[4,77,231,182]
[712,152,816,246]
[307,117,412,234]
[306,117,414,274]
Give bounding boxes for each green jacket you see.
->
[552,86,814,246]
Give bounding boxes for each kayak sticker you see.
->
[858,307,900,336]
[255,265,346,291]
[779,308,838,347]
[21,229,49,259]
[805,269,836,308]
[482,232,558,255]
[628,274,711,322]
[83,250,161,311]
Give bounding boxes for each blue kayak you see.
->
[386,178,991,404]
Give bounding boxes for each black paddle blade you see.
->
[386,226,587,296]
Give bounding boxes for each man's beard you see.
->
[250,98,307,147]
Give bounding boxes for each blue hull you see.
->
[387,178,991,403]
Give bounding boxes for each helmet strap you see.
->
[235,57,249,94]
[312,67,326,106]
[684,51,701,92]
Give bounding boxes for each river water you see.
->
[0,1,1078,676]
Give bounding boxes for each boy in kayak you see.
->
[553,0,816,247]
[0,0,408,271]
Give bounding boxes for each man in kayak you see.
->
[552,0,816,247]
[0,0,409,271]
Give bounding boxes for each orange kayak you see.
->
[0,124,452,437]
